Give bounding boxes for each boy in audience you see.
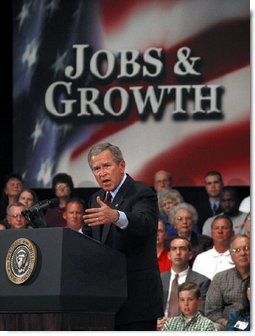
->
[162,282,216,331]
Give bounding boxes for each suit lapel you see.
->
[100,175,132,243]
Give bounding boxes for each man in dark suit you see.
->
[195,171,224,232]
[83,143,163,331]
[157,236,211,330]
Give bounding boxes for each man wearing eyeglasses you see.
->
[205,234,250,330]
[6,202,28,229]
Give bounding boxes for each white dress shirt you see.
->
[164,267,189,316]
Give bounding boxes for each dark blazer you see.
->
[86,174,164,325]
[195,197,222,233]
[161,268,211,315]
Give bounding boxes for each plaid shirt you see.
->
[205,267,249,323]
[162,312,217,331]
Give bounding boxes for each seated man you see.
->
[153,170,172,193]
[63,198,86,233]
[157,236,210,330]
[205,234,250,330]
[202,187,247,236]
[192,214,235,279]
[6,202,28,229]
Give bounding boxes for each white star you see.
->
[37,158,54,187]
[51,50,68,78]
[22,38,39,69]
[30,119,45,149]
[16,2,31,29]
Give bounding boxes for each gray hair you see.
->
[158,188,184,213]
[7,202,26,215]
[88,143,124,168]
[230,234,250,250]
[168,202,198,225]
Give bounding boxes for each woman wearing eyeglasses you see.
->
[168,202,213,266]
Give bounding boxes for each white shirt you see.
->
[164,267,189,316]
[192,246,234,280]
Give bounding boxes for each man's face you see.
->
[63,202,84,231]
[211,218,234,244]
[205,175,222,198]
[7,206,27,229]
[5,178,23,197]
[220,191,238,215]
[178,290,201,318]
[54,182,71,197]
[230,236,250,269]
[168,238,192,267]
[90,149,125,191]
[154,171,172,192]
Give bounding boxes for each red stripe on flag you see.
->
[134,118,250,186]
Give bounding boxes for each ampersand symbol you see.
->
[174,47,201,76]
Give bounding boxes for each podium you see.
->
[0,228,127,330]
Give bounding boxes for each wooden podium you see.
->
[0,228,127,330]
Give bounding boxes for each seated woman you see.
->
[169,202,213,266]
[18,188,47,228]
[157,219,171,272]
[225,279,250,331]
[157,188,184,237]
[44,173,74,227]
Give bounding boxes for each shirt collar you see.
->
[211,246,231,257]
[110,174,127,199]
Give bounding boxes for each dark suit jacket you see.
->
[195,197,222,233]
[86,174,164,325]
[161,268,211,315]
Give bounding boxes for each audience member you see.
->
[205,234,250,330]
[239,195,250,214]
[153,170,172,193]
[6,202,28,229]
[243,213,250,239]
[44,173,74,227]
[157,236,210,330]
[0,173,24,220]
[157,219,171,272]
[162,282,217,331]
[202,187,247,236]
[224,278,250,331]
[192,214,235,279]
[195,171,224,232]
[18,188,38,208]
[63,198,86,233]
[169,202,213,266]
[18,188,47,228]
[0,224,6,230]
[83,142,163,331]
[157,188,183,237]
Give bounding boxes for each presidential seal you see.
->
[6,238,37,284]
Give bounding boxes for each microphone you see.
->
[21,198,59,220]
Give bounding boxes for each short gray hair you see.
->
[168,202,198,225]
[88,143,124,168]
[158,188,184,213]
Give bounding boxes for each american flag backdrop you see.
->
[13,0,250,188]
